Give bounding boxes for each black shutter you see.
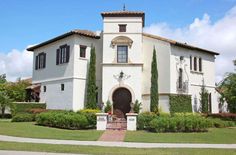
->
[56,49,60,65]
[35,55,38,70]
[66,45,70,63]
[43,53,46,68]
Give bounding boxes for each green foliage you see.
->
[0,92,13,118]
[218,73,236,113]
[0,74,7,84]
[199,83,209,113]
[36,111,89,130]
[86,46,97,109]
[12,102,46,116]
[149,114,209,132]
[0,80,30,102]
[206,113,236,122]
[77,109,100,129]
[133,100,142,114]
[11,113,35,122]
[104,100,112,113]
[137,112,157,130]
[207,118,235,128]
[169,94,192,114]
[150,47,159,112]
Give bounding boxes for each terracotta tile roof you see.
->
[27,29,100,51]
[101,10,145,27]
[143,33,219,55]
[101,11,144,16]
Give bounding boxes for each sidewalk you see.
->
[0,135,236,149]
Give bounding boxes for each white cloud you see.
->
[144,5,236,82]
[0,47,33,82]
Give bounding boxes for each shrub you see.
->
[138,112,157,130]
[206,113,236,122]
[12,102,46,116]
[133,100,142,113]
[77,109,100,129]
[36,111,89,130]
[12,113,35,122]
[28,108,48,114]
[104,100,112,113]
[169,94,192,114]
[207,118,235,128]
[149,114,208,132]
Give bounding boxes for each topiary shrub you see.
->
[12,113,35,122]
[169,94,192,114]
[36,111,89,130]
[104,100,112,113]
[77,109,100,129]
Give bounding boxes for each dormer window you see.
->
[119,24,126,32]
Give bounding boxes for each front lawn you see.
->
[125,128,236,144]
[0,120,102,141]
[0,141,235,155]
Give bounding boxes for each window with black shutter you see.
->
[35,52,46,70]
[199,57,202,72]
[80,45,86,58]
[194,57,197,71]
[190,56,192,70]
[56,44,70,65]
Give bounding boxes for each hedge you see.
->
[169,94,192,114]
[11,102,46,115]
[206,113,236,122]
[12,113,35,122]
[36,111,89,130]
[77,109,100,129]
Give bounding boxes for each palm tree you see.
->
[0,92,12,118]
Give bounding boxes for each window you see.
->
[119,24,126,32]
[117,45,128,63]
[35,52,46,70]
[61,84,64,91]
[80,45,87,58]
[178,68,183,89]
[190,56,192,70]
[199,58,202,72]
[56,44,70,65]
[43,86,46,92]
[194,57,197,71]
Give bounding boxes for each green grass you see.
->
[125,128,236,144]
[0,141,235,155]
[0,120,102,141]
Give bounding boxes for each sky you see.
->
[0,0,236,82]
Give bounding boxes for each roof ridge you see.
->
[143,33,219,55]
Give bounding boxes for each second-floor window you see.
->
[117,45,128,63]
[191,56,202,72]
[80,45,86,58]
[199,58,202,72]
[194,57,197,71]
[35,52,46,70]
[119,24,126,32]
[56,44,70,65]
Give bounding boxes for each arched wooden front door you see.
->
[112,88,131,118]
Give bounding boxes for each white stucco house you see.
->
[27,10,221,115]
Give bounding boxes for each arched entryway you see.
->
[112,87,132,118]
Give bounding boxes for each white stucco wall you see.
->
[170,45,219,113]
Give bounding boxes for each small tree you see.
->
[0,92,12,118]
[104,100,112,113]
[0,74,6,84]
[86,46,97,109]
[133,100,142,114]
[218,73,236,113]
[199,82,209,113]
[150,47,159,112]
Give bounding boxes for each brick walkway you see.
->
[98,130,126,142]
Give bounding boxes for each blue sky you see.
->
[0,0,235,53]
